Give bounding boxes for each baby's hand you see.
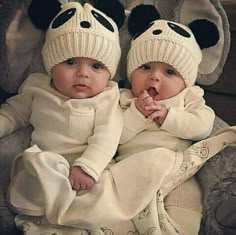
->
[135,90,154,117]
[145,101,168,124]
[68,166,95,191]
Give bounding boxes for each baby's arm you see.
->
[161,86,215,141]
[0,75,36,138]
[73,82,123,183]
[119,90,153,144]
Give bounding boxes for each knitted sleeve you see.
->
[119,89,151,144]
[161,86,215,141]
[119,101,152,144]
[73,82,123,181]
[0,74,41,138]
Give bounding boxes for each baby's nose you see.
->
[77,65,89,77]
[150,72,160,81]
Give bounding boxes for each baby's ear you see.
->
[94,0,125,29]
[128,4,160,38]
[28,0,61,31]
[189,19,219,50]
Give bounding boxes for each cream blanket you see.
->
[11,126,236,235]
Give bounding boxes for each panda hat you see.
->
[28,0,125,79]
[127,5,220,87]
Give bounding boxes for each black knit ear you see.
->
[94,0,125,29]
[189,19,220,49]
[28,0,61,31]
[128,4,160,38]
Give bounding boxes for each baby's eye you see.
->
[166,69,176,75]
[141,64,151,70]
[92,63,103,70]
[66,58,77,65]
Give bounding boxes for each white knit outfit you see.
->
[3,3,236,234]
[2,72,121,212]
[116,86,215,234]
[4,75,236,234]
[119,16,212,235]
[7,79,236,235]
[2,73,122,179]
[118,86,215,158]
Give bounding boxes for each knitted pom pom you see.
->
[95,0,125,29]
[128,4,160,38]
[189,19,220,49]
[28,0,61,31]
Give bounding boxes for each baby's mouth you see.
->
[147,87,158,98]
[73,84,89,90]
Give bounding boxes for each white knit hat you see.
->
[42,2,121,79]
[127,20,202,87]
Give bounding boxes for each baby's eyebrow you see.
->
[165,65,175,70]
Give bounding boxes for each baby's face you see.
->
[130,62,185,101]
[51,57,110,99]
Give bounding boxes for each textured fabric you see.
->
[165,177,203,213]
[0,126,32,235]
[116,86,215,234]
[11,126,236,235]
[164,176,203,234]
[42,2,121,78]
[165,207,202,235]
[118,86,215,160]
[0,72,123,181]
[0,0,234,234]
[10,146,180,226]
[128,127,236,235]
[127,20,202,87]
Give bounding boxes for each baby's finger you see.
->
[86,180,95,190]
[139,90,151,100]
[136,97,153,110]
[80,183,87,190]
[73,183,81,191]
[148,110,163,120]
[142,96,154,106]
[145,103,162,111]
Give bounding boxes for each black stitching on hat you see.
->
[80,21,91,28]
[91,9,114,32]
[153,29,162,35]
[167,22,191,38]
[52,8,76,29]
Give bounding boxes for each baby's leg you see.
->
[15,147,180,229]
[8,145,71,216]
[164,176,202,235]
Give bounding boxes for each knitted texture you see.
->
[42,2,121,79]
[127,20,202,87]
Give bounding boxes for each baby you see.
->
[117,12,215,234]
[1,1,123,221]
